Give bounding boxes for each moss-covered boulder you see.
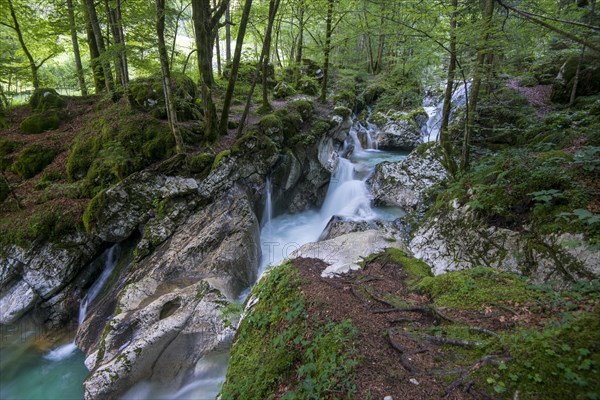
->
[187,152,214,174]
[19,112,61,134]
[273,81,296,99]
[28,88,65,112]
[11,144,56,179]
[258,113,283,136]
[126,73,199,120]
[296,76,320,96]
[292,98,314,120]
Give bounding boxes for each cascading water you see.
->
[423,82,470,142]
[0,245,122,399]
[78,244,119,325]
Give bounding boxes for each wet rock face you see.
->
[367,144,448,214]
[0,232,102,325]
[319,215,406,242]
[77,185,260,399]
[409,202,600,283]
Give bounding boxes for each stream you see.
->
[0,93,450,399]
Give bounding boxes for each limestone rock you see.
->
[286,230,408,277]
[368,144,448,212]
[374,110,427,150]
[409,203,600,282]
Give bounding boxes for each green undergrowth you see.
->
[431,99,600,245]
[66,101,175,197]
[221,262,358,399]
[381,251,600,399]
[416,267,545,310]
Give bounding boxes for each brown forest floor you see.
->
[292,257,532,400]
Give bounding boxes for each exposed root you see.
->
[444,355,510,398]
[419,334,482,348]
[386,328,426,374]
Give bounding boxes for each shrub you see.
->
[11,144,56,179]
[20,112,60,134]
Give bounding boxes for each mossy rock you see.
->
[0,139,20,157]
[274,108,303,138]
[296,76,320,96]
[20,112,61,134]
[332,106,352,119]
[292,98,314,120]
[311,118,335,136]
[212,149,231,170]
[258,113,283,135]
[187,152,214,174]
[333,89,356,108]
[11,144,56,179]
[0,179,9,203]
[83,189,109,232]
[273,81,296,99]
[66,137,97,181]
[362,83,387,104]
[126,74,198,120]
[28,88,65,112]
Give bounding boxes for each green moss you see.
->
[66,136,97,181]
[28,88,65,112]
[273,81,297,99]
[332,106,352,119]
[19,112,60,134]
[212,149,231,170]
[274,108,303,138]
[187,153,214,174]
[333,90,357,108]
[292,99,314,120]
[0,139,21,157]
[0,180,9,203]
[477,312,600,399]
[221,262,358,399]
[258,113,283,134]
[311,118,334,137]
[296,76,320,96]
[416,267,543,310]
[83,189,108,232]
[11,144,56,179]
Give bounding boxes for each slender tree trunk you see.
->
[104,0,128,87]
[83,1,105,93]
[157,0,184,153]
[191,0,228,141]
[225,3,232,62]
[7,0,40,90]
[295,1,305,64]
[261,0,281,112]
[570,0,595,106]
[320,0,335,102]
[440,0,458,175]
[67,0,88,95]
[85,0,115,92]
[463,0,494,170]
[214,0,222,76]
[219,0,253,135]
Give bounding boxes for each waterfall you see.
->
[261,176,273,229]
[78,244,119,325]
[423,82,470,142]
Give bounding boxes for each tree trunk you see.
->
[157,0,184,153]
[569,0,595,106]
[261,0,281,112]
[191,0,228,141]
[295,1,305,64]
[440,0,458,175]
[219,0,253,135]
[225,3,232,62]
[67,0,88,95]
[463,0,494,170]
[82,1,105,93]
[320,0,334,102]
[7,0,40,90]
[104,0,128,87]
[85,0,115,92]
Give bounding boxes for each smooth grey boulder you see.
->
[0,232,102,325]
[319,215,405,242]
[285,230,408,277]
[368,144,448,213]
[409,200,600,282]
[373,110,428,150]
[78,185,260,399]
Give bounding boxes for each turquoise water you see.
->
[0,331,88,400]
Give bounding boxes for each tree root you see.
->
[444,355,509,398]
[419,334,482,348]
[386,328,427,374]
